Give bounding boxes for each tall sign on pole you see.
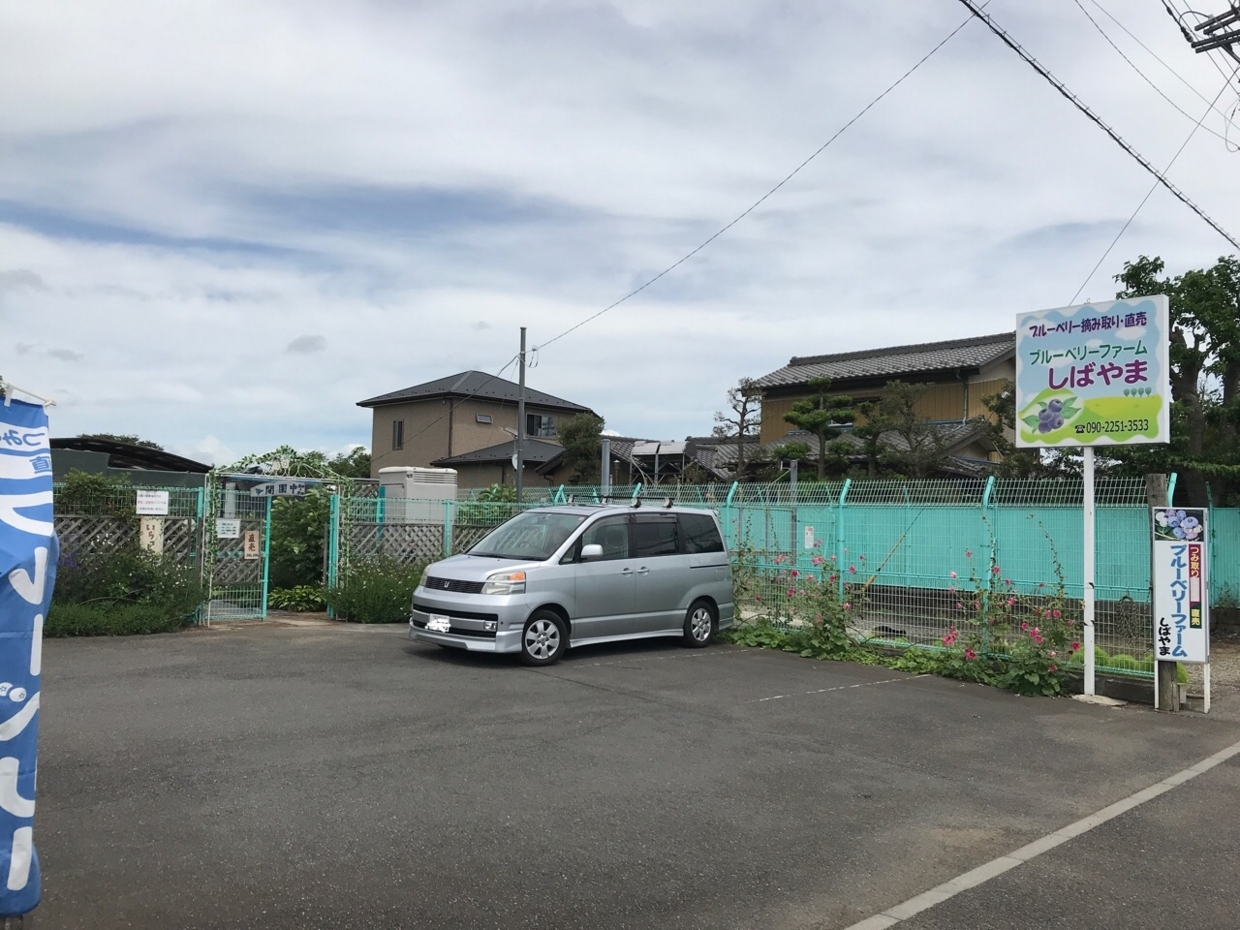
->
[0,396,56,919]
[1015,295,1171,699]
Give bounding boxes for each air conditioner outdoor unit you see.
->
[378,466,458,523]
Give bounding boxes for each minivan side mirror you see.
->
[580,543,604,561]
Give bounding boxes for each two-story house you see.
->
[749,332,1016,475]
[357,371,596,487]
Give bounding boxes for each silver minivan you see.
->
[408,503,734,665]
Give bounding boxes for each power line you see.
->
[954,0,1240,250]
[1071,0,1238,146]
[532,6,988,354]
[1087,0,1240,124]
[1070,67,1238,304]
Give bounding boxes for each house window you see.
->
[476,414,493,424]
[392,419,404,451]
[526,414,556,438]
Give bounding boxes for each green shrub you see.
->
[328,558,427,623]
[1105,654,1140,671]
[268,585,327,612]
[53,548,202,635]
[46,602,185,637]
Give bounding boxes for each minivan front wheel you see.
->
[520,611,567,666]
[683,600,716,648]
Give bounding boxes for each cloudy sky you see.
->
[2,0,1239,464]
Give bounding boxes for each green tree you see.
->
[268,489,332,589]
[871,382,952,479]
[556,414,605,483]
[713,378,762,480]
[329,446,371,479]
[1113,255,1240,504]
[782,377,853,479]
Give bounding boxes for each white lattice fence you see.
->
[451,525,492,554]
[55,515,138,559]
[349,523,443,565]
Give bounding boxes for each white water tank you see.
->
[378,466,458,522]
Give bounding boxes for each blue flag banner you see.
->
[0,398,56,916]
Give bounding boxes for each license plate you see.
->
[427,615,451,633]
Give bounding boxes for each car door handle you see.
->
[620,568,634,576]
[636,567,650,576]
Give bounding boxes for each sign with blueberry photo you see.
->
[1014,295,1170,448]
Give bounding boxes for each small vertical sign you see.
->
[243,529,261,561]
[139,517,164,554]
[803,525,815,550]
[1152,508,1208,663]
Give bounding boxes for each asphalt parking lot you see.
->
[38,622,1240,929]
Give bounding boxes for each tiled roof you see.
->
[432,439,565,466]
[358,370,593,412]
[752,333,1015,389]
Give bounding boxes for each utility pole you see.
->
[516,327,526,504]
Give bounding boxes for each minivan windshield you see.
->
[468,511,587,561]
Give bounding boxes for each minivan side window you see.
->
[568,516,631,562]
[680,513,724,554]
[632,514,679,557]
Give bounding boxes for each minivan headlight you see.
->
[482,570,526,595]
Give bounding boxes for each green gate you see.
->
[204,479,272,621]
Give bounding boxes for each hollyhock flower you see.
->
[1048,664,1058,673]
[811,556,824,566]
[791,569,799,577]
[843,602,851,611]
[992,566,1001,575]
[956,602,964,610]
[964,647,977,660]
[787,588,796,597]
[1021,622,1029,631]
[1006,597,1016,608]
[965,549,973,558]
[950,571,958,579]
[849,565,857,574]
[1070,641,1081,653]
[1052,609,1061,619]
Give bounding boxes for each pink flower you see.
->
[1006,597,1016,608]
[973,600,980,610]
[1005,578,1013,587]
[859,554,866,561]
[942,631,958,646]
[955,602,964,610]
[1070,641,1081,653]
[992,566,1001,575]
[843,602,851,611]
[787,588,796,597]
[1048,650,1057,658]
[849,566,857,574]
[1021,622,1029,631]
[829,574,837,583]
[950,571,958,579]
[811,555,824,566]
[775,554,786,564]
[1048,664,1057,673]
[814,538,822,547]
[1066,619,1074,627]
[790,569,799,577]
[829,554,837,561]
[1052,609,1061,619]
[1038,582,1045,589]
[965,549,973,558]
[964,647,977,660]
[755,595,762,602]
[949,585,956,592]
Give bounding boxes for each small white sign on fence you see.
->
[135,490,170,516]
[139,517,164,554]
[804,525,815,549]
[216,519,241,539]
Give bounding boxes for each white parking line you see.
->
[748,674,927,703]
[839,736,1240,930]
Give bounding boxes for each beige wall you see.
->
[368,397,572,477]
[452,462,555,490]
[758,366,1015,444]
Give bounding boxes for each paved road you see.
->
[37,623,1240,929]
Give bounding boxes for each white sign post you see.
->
[215,519,241,539]
[1016,296,1170,698]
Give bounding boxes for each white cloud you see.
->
[0,1,1237,451]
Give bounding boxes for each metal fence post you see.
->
[260,496,273,620]
[981,476,996,657]
[836,478,851,600]
[443,500,453,557]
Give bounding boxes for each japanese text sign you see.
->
[1152,508,1208,664]
[1015,296,1169,448]
[248,481,307,498]
[243,530,261,561]
[0,399,54,915]
[135,490,169,516]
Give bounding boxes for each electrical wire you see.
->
[1071,0,1237,146]
[1069,66,1239,304]
[955,0,1240,251]
[1088,0,1240,122]
[531,5,988,354]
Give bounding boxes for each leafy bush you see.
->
[456,484,520,526]
[54,548,201,626]
[46,602,184,637]
[268,490,332,589]
[268,585,327,612]
[55,469,136,517]
[327,558,427,623]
